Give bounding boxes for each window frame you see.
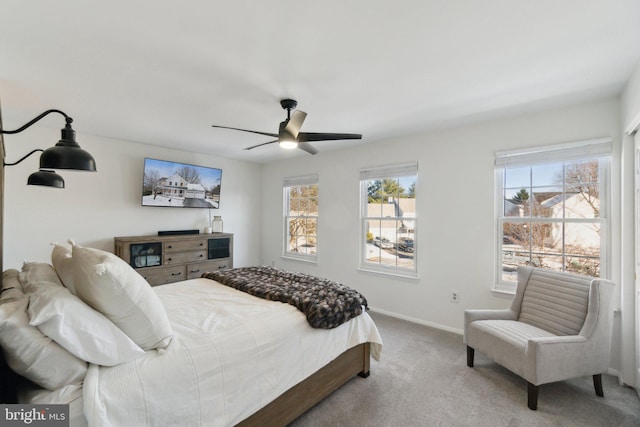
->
[359,163,418,278]
[283,175,319,263]
[494,138,611,293]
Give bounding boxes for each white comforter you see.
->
[83,278,383,427]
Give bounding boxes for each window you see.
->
[283,175,318,261]
[495,138,611,290]
[360,163,417,277]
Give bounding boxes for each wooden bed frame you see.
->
[239,342,370,427]
[0,343,371,426]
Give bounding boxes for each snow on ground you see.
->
[142,195,218,208]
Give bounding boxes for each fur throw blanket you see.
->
[202,266,368,329]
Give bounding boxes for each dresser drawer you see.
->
[140,265,186,286]
[187,260,230,279]
[164,251,207,265]
[164,239,207,253]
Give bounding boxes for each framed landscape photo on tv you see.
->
[142,158,222,208]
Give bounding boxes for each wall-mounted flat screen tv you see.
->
[141,158,222,208]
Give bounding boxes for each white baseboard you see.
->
[607,368,621,382]
[369,306,464,336]
[608,368,639,398]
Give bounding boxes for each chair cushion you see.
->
[466,319,556,378]
[518,269,591,336]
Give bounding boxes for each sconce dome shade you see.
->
[39,125,97,171]
[40,120,96,172]
[27,170,65,188]
[40,144,97,171]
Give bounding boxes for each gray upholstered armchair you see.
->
[464,266,615,410]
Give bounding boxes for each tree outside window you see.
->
[498,155,608,285]
[284,176,318,260]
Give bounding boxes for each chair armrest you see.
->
[463,309,516,342]
[524,335,607,385]
[464,308,516,323]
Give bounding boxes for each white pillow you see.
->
[1,269,24,304]
[71,244,173,350]
[28,281,145,366]
[20,382,83,405]
[51,243,75,293]
[0,296,87,390]
[19,262,64,294]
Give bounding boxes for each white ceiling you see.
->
[1,1,639,163]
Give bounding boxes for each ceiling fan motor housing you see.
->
[280,99,298,111]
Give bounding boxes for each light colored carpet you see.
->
[290,312,640,427]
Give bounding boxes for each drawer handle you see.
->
[171,272,182,276]
[199,243,204,246]
[218,265,226,269]
[168,245,173,249]
[189,269,200,274]
[199,254,204,258]
[167,258,172,261]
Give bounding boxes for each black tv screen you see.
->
[142,158,222,208]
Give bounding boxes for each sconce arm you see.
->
[3,149,44,166]
[0,109,72,135]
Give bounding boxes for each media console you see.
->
[114,233,233,286]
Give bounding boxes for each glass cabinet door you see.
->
[130,242,162,268]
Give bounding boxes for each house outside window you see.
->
[360,163,417,278]
[283,175,318,261]
[494,138,611,291]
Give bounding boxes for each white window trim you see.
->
[283,175,319,263]
[359,163,418,279]
[494,138,612,293]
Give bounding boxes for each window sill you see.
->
[357,266,418,281]
[281,255,318,264]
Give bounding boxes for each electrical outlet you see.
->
[450,290,460,303]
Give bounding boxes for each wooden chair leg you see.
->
[527,382,538,410]
[593,374,604,397]
[466,346,474,367]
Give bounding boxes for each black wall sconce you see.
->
[0,109,97,188]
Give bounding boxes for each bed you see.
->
[0,244,382,427]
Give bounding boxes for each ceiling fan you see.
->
[211,99,362,155]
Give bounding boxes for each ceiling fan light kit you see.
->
[279,140,298,150]
[211,99,362,155]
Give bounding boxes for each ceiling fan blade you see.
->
[284,110,307,138]
[212,125,278,138]
[244,140,279,150]
[297,141,318,155]
[298,132,363,142]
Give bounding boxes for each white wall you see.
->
[261,97,622,333]
[3,127,262,269]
